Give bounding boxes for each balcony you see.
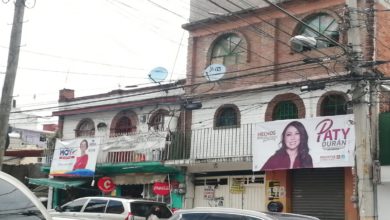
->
[166,123,254,164]
[43,124,254,168]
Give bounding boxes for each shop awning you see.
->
[113,174,167,185]
[28,178,87,190]
[97,161,181,174]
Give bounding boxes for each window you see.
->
[75,118,95,137]
[215,106,240,127]
[130,202,172,218]
[149,109,169,131]
[273,101,298,120]
[84,199,107,213]
[106,200,124,214]
[211,34,245,65]
[299,13,339,48]
[321,94,347,116]
[115,116,135,134]
[61,198,88,212]
[97,122,107,131]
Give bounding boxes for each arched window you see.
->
[273,101,298,120]
[211,33,245,66]
[321,94,347,116]
[299,13,339,48]
[110,110,138,136]
[75,118,95,137]
[215,105,240,128]
[97,122,107,131]
[115,116,135,134]
[149,109,169,131]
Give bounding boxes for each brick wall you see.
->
[185,0,347,96]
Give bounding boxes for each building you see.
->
[33,81,187,209]
[164,0,388,219]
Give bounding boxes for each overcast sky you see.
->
[0,0,189,117]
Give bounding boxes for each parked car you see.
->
[0,171,71,220]
[168,207,320,220]
[50,196,173,220]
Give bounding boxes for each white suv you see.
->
[0,171,71,220]
[50,196,173,220]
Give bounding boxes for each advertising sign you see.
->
[50,138,100,177]
[253,114,355,171]
[98,177,116,193]
[153,182,170,196]
[203,185,215,199]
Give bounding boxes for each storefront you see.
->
[193,174,265,211]
[264,168,357,220]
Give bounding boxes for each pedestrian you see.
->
[145,205,160,220]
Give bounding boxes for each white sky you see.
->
[0,0,189,117]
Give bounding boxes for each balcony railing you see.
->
[43,124,254,167]
[166,124,254,163]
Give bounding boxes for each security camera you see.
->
[290,35,317,52]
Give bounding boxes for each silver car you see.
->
[168,207,320,220]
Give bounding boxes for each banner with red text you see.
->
[50,138,100,177]
[252,114,355,171]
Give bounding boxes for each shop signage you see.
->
[98,177,116,193]
[153,182,170,196]
[230,178,245,193]
[203,185,215,199]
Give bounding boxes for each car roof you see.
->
[0,171,53,220]
[174,207,276,219]
[75,196,168,204]
[264,212,320,220]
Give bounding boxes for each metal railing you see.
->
[43,124,254,166]
[166,124,254,163]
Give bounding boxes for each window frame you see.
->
[320,94,347,116]
[149,109,169,131]
[214,105,240,129]
[210,33,246,66]
[75,118,95,137]
[273,101,298,120]
[299,13,340,49]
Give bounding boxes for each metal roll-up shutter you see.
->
[292,168,344,220]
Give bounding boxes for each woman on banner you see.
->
[73,139,89,170]
[261,121,313,170]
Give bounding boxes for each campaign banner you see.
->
[50,138,100,177]
[252,114,355,171]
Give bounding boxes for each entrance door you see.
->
[292,168,345,220]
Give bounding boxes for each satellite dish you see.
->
[149,67,168,83]
[203,64,226,81]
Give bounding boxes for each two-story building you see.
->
[30,80,187,209]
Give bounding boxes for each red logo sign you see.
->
[153,182,170,195]
[98,177,116,193]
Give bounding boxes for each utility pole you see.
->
[346,0,375,219]
[0,0,25,170]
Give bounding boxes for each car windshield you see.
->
[0,178,45,220]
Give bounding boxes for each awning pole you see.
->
[167,174,172,207]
